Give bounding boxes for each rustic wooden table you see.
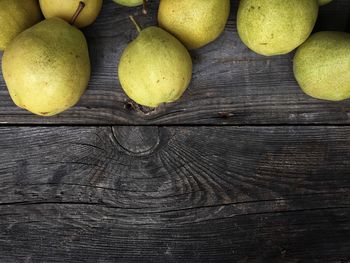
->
[0,1,350,262]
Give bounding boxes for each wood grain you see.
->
[1,0,350,124]
[0,126,349,262]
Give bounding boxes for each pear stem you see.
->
[70,1,86,25]
[142,0,148,15]
[129,15,142,33]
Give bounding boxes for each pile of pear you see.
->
[1,0,348,118]
[0,0,231,115]
[237,0,350,102]
[0,0,103,116]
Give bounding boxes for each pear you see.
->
[158,0,230,49]
[112,0,147,14]
[0,0,42,51]
[294,31,350,101]
[118,16,192,108]
[319,0,332,6]
[113,0,143,7]
[237,0,319,56]
[2,16,91,116]
[39,0,103,28]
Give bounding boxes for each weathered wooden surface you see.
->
[1,0,350,124]
[1,0,349,261]
[0,126,349,262]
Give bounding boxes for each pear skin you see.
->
[158,0,230,49]
[39,0,103,28]
[2,18,91,116]
[294,31,350,101]
[318,0,332,6]
[0,0,42,51]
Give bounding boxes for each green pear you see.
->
[39,0,103,28]
[237,0,319,56]
[113,0,143,7]
[0,0,42,51]
[294,31,350,101]
[318,0,332,6]
[112,0,147,14]
[158,0,230,49]
[2,18,91,116]
[118,17,192,108]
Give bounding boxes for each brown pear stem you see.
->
[70,1,86,25]
[129,15,142,33]
[142,0,148,15]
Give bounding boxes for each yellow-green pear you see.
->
[112,0,147,14]
[113,0,143,7]
[2,18,91,116]
[237,0,319,56]
[294,31,350,101]
[39,0,103,28]
[118,17,192,108]
[158,0,230,49]
[0,0,42,51]
[318,0,332,6]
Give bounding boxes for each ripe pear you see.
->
[2,18,91,116]
[237,0,319,56]
[113,0,143,7]
[318,0,332,6]
[39,0,103,28]
[112,0,147,14]
[294,31,350,101]
[158,0,230,49]
[0,0,42,51]
[118,17,192,108]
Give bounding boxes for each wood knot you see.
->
[112,126,160,156]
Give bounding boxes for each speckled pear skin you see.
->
[39,0,103,28]
[118,26,192,108]
[0,0,42,51]
[2,18,91,116]
[318,0,333,6]
[294,31,350,101]
[113,0,143,7]
[158,0,230,50]
[237,0,319,56]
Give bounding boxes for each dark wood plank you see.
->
[0,126,349,262]
[1,0,350,124]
